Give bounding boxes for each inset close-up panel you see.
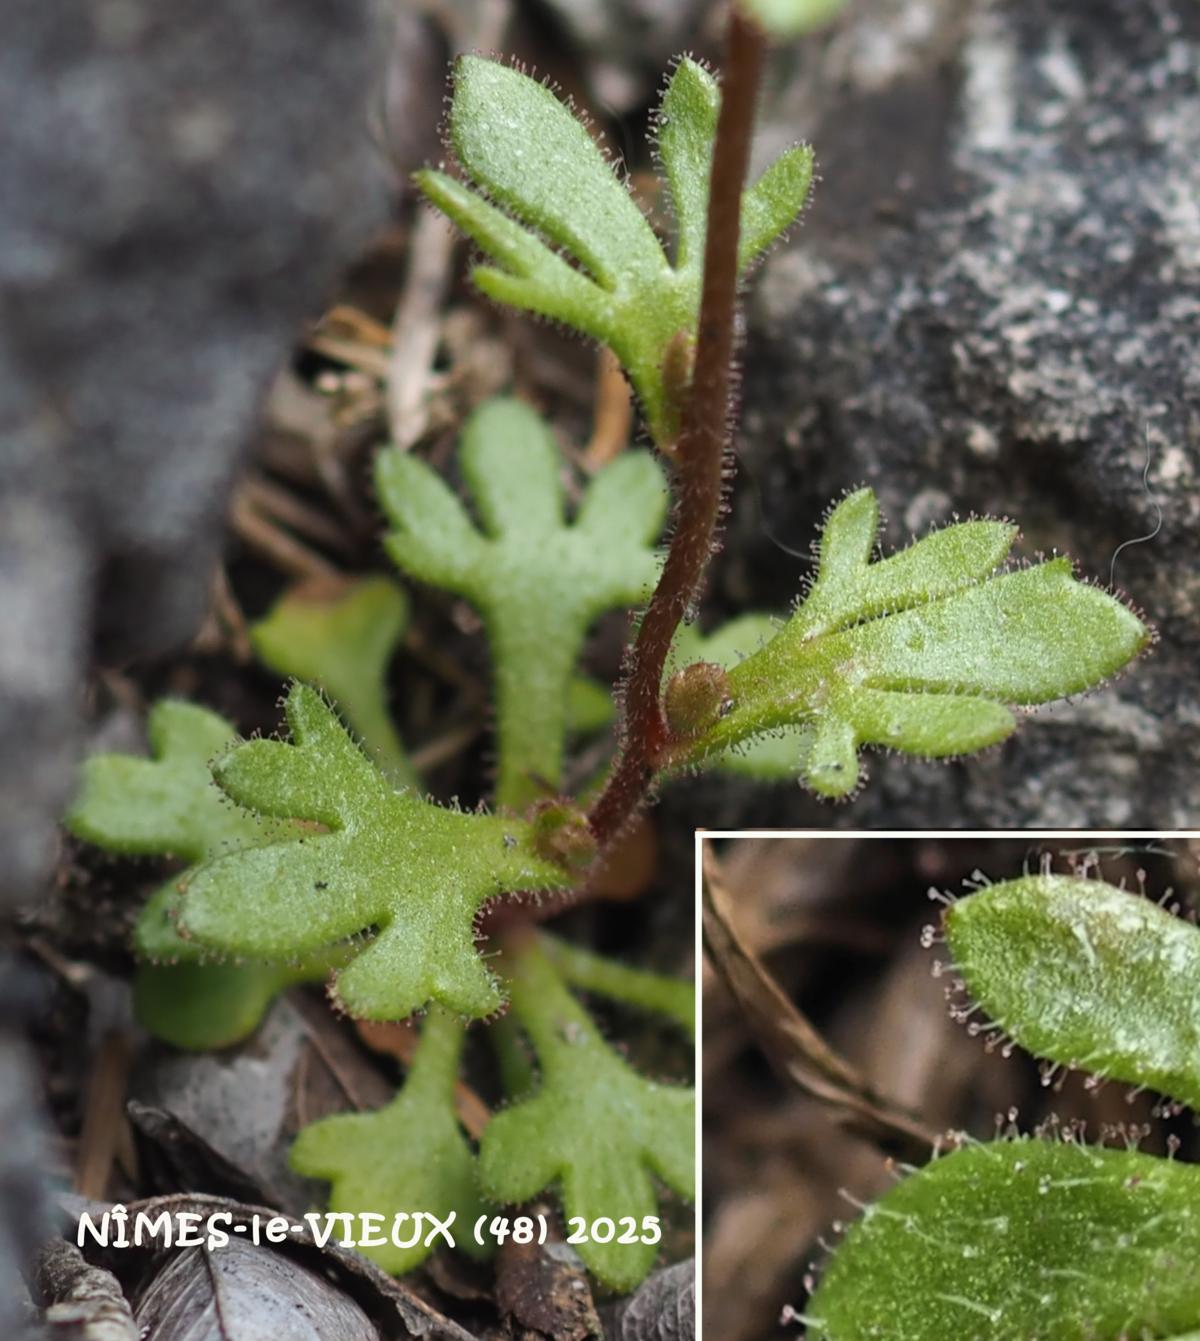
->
[701,834,1200,1341]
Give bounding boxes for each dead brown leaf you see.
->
[494,1228,600,1341]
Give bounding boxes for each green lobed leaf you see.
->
[250,576,416,788]
[448,57,664,293]
[66,699,279,863]
[657,58,718,275]
[66,700,318,1049]
[739,146,815,270]
[417,58,811,446]
[133,877,352,1051]
[417,170,603,339]
[741,0,850,36]
[945,874,1200,1109]
[135,877,240,967]
[479,939,694,1291]
[676,488,1148,798]
[291,1008,490,1274]
[806,1138,1200,1341]
[178,682,575,1020]
[133,959,318,1052]
[378,397,666,810]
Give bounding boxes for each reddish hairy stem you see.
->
[587,7,767,847]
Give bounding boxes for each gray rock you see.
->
[0,0,406,906]
[0,983,57,1339]
[713,0,1200,828]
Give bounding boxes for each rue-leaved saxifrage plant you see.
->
[64,0,1148,1299]
[799,865,1200,1341]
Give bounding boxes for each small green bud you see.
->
[530,800,598,874]
[664,661,733,737]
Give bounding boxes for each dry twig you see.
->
[229,492,341,581]
[582,347,634,472]
[701,842,935,1160]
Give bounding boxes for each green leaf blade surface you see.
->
[291,1009,489,1274]
[66,700,273,863]
[841,560,1146,702]
[379,397,666,809]
[449,57,664,291]
[66,700,328,1047]
[807,1139,1200,1341]
[657,58,719,275]
[177,683,574,1020]
[249,576,415,787]
[479,940,694,1291]
[946,874,1200,1109]
[739,144,814,269]
[676,489,1148,798]
[789,490,1018,640]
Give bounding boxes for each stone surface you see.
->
[702,0,1200,829]
[0,963,57,1340]
[0,0,406,906]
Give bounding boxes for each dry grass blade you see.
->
[386,0,513,453]
[229,492,341,581]
[406,718,483,774]
[701,842,934,1160]
[387,209,457,450]
[75,1030,135,1202]
[582,347,633,472]
[239,476,354,555]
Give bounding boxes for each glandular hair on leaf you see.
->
[808,1137,1200,1341]
[945,873,1200,1110]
